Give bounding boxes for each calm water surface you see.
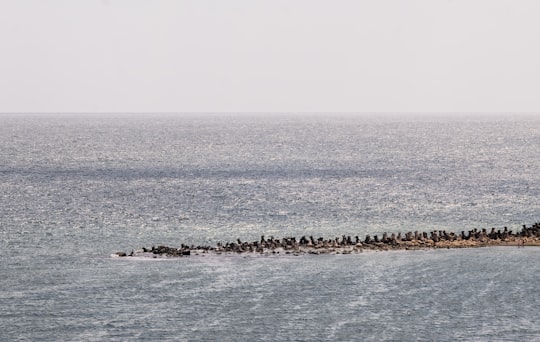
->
[1,113,539,341]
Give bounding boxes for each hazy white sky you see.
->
[1,0,539,113]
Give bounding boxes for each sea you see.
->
[1,113,539,341]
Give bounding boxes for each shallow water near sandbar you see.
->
[3,247,540,341]
[1,113,539,341]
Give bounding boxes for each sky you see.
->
[0,0,539,113]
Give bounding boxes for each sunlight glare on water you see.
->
[1,113,539,341]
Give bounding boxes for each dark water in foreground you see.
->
[1,113,539,341]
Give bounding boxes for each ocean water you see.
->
[1,113,539,341]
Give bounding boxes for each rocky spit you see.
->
[116,223,540,258]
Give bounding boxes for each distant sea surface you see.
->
[1,113,539,341]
